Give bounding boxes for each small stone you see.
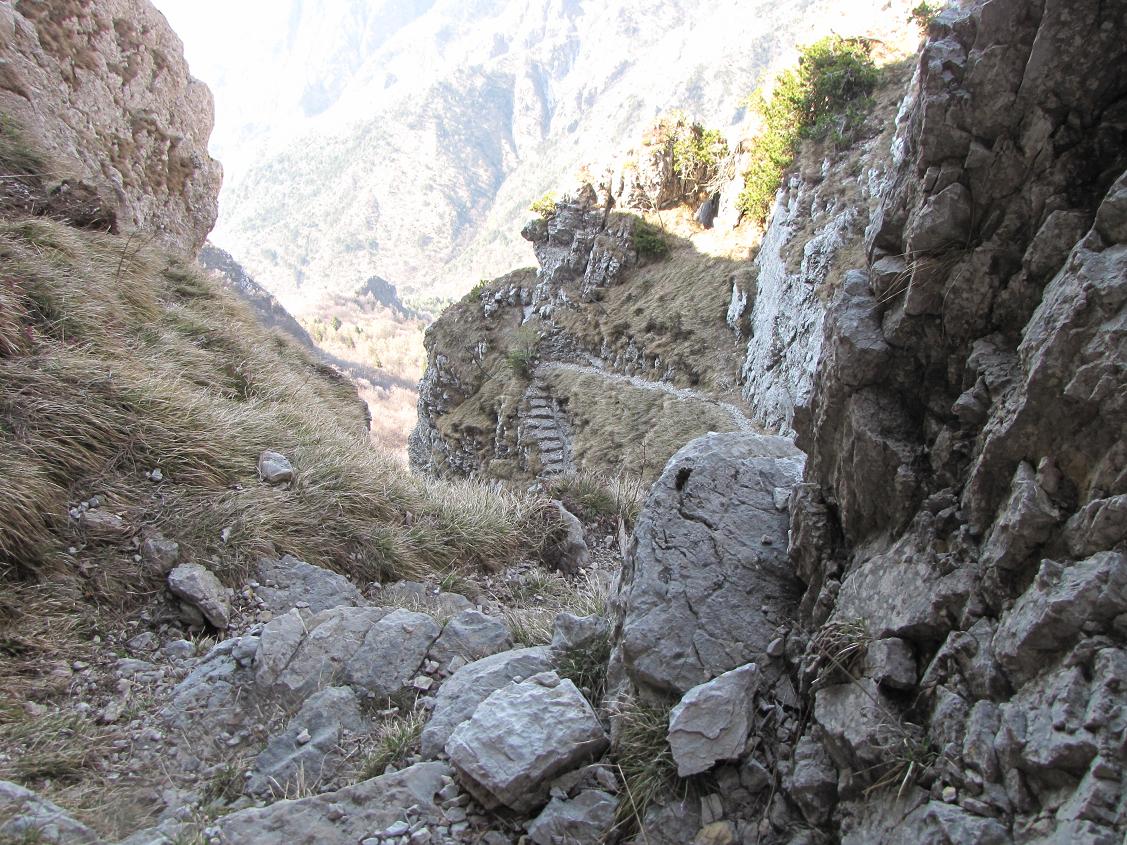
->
[766,637,785,658]
[162,639,195,660]
[167,563,231,629]
[150,468,164,482]
[258,450,295,484]
[700,793,724,825]
[942,785,957,802]
[126,631,159,654]
[413,675,434,691]
[382,820,410,837]
[295,728,311,745]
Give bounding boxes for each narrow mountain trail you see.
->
[538,361,758,435]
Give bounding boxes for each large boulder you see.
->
[445,672,608,813]
[617,433,805,698]
[420,646,554,758]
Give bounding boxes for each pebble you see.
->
[381,820,410,837]
[296,728,311,745]
[412,676,434,692]
[149,468,163,482]
[766,637,785,657]
[942,785,957,802]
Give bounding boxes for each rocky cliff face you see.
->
[0,0,221,253]
[609,1,1127,842]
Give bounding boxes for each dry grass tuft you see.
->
[356,709,427,780]
[611,697,681,835]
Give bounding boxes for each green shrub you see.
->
[909,1,943,28]
[529,192,558,220]
[632,219,670,260]
[466,279,490,302]
[737,36,879,225]
[671,119,727,181]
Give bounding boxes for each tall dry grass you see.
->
[0,216,562,671]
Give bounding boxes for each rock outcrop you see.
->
[609,1,1127,842]
[0,0,221,253]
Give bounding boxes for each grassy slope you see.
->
[0,217,560,690]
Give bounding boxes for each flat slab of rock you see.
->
[167,562,231,629]
[255,606,439,701]
[668,663,758,776]
[216,762,450,844]
[0,780,102,844]
[429,609,512,666]
[528,788,617,845]
[247,686,365,797]
[255,554,365,615]
[446,672,608,813]
[258,450,294,483]
[619,433,804,697]
[420,646,554,758]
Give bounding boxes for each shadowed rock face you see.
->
[0,0,221,254]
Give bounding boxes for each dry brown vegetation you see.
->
[0,216,564,712]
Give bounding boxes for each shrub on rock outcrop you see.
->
[738,36,879,224]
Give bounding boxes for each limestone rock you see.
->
[0,0,221,253]
[140,534,180,573]
[420,646,554,758]
[667,663,758,777]
[548,500,590,575]
[551,613,609,654]
[246,686,365,797]
[618,433,804,697]
[258,450,295,484]
[255,606,439,701]
[255,554,364,615]
[865,638,917,691]
[79,509,131,540]
[0,780,102,844]
[167,563,231,629]
[993,553,1127,686]
[785,735,838,826]
[214,762,449,844]
[428,609,512,666]
[445,673,608,812]
[527,789,617,845]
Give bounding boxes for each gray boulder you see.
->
[258,450,294,483]
[551,612,609,654]
[446,672,608,812]
[527,789,618,845]
[429,609,512,666]
[785,735,838,825]
[420,646,554,758]
[167,562,231,629]
[215,762,449,844]
[255,554,365,615]
[140,534,180,573]
[549,500,591,575]
[163,635,259,745]
[618,433,804,697]
[667,663,758,777]
[0,780,102,844]
[255,606,439,701]
[246,686,365,797]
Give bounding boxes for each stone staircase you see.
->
[518,379,573,478]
